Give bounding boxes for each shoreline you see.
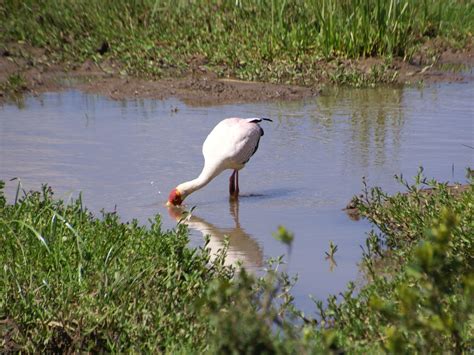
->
[1,43,472,106]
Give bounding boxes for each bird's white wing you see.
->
[202,118,263,170]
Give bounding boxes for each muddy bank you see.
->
[76,71,320,106]
[1,43,473,106]
[0,46,318,106]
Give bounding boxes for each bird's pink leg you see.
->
[235,170,239,197]
[229,170,236,197]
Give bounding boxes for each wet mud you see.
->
[1,42,473,106]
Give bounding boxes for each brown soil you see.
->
[0,46,318,106]
[77,71,320,106]
[0,42,473,106]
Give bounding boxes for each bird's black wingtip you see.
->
[261,117,273,122]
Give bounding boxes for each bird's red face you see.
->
[167,188,183,206]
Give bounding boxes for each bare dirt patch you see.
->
[0,47,319,106]
[75,71,320,106]
[1,43,473,106]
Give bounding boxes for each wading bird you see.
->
[167,117,272,206]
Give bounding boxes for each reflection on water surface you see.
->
[168,200,263,272]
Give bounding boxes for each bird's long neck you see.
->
[177,163,224,197]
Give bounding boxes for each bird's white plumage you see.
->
[203,117,262,170]
[175,117,266,199]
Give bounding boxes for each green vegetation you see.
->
[0,73,27,97]
[0,182,233,352]
[1,171,472,352]
[2,1,472,350]
[202,172,473,353]
[325,240,338,258]
[309,172,474,352]
[1,0,472,85]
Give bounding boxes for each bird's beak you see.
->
[166,201,172,207]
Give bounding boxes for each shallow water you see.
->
[1,82,473,313]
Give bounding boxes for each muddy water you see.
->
[1,82,473,313]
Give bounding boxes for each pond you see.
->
[1,81,473,313]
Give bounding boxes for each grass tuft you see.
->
[1,0,472,85]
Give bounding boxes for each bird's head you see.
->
[167,188,184,206]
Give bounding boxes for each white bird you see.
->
[167,117,272,206]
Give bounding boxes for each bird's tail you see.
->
[247,117,273,123]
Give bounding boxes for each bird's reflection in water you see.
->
[168,200,263,272]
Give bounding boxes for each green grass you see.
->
[308,171,474,352]
[0,182,234,352]
[1,0,472,85]
[1,172,472,352]
[0,73,27,96]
